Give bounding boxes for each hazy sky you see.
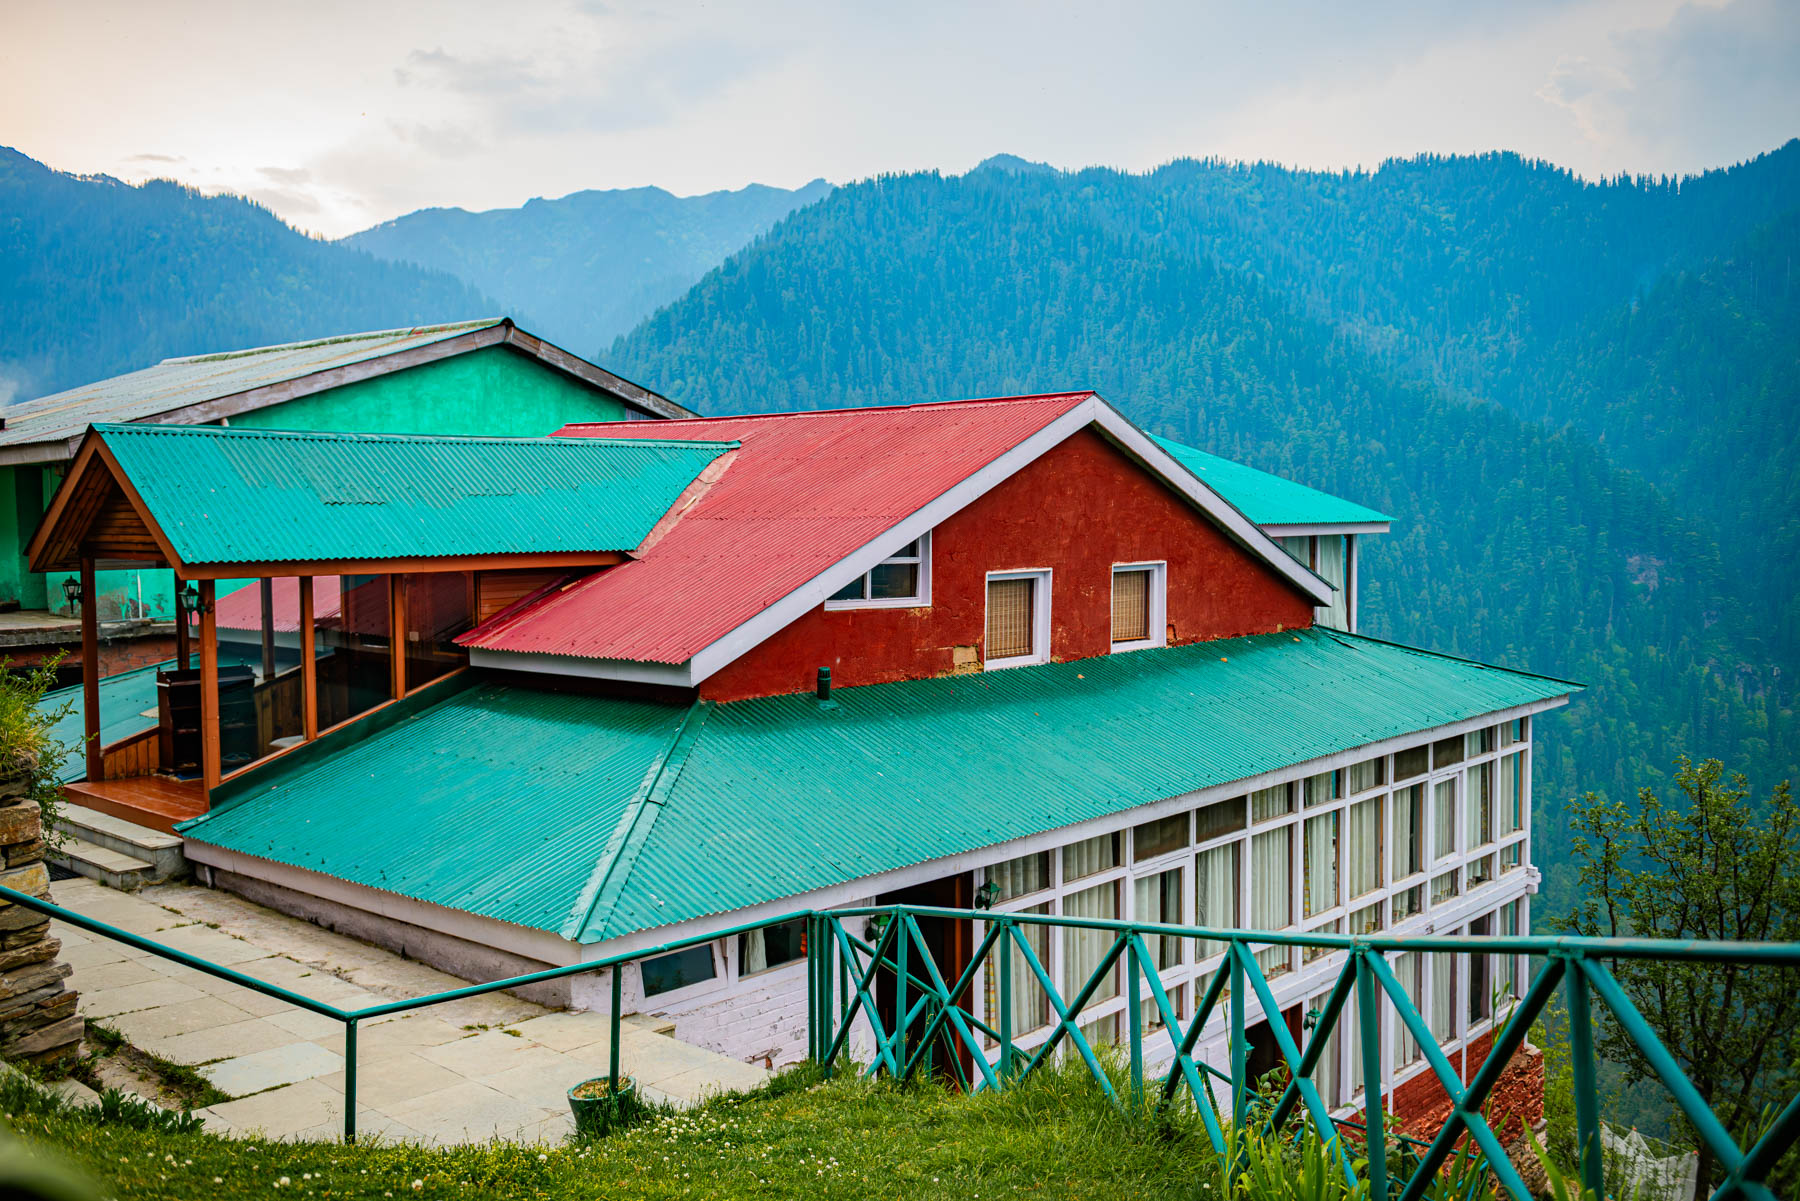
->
[4,0,1796,239]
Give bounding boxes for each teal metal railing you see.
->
[808,905,1800,1201]
[0,884,808,1147]
[8,884,1797,1200]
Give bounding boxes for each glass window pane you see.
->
[1134,812,1187,860]
[404,572,472,690]
[1394,785,1424,877]
[1133,868,1184,970]
[986,577,1036,659]
[1393,745,1429,781]
[984,902,1052,1039]
[1349,901,1382,935]
[1431,952,1458,1042]
[1309,990,1342,1106]
[1430,871,1459,905]
[829,577,865,602]
[1433,779,1457,861]
[641,945,716,996]
[1197,797,1248,841]
[1346,796,1383,899]
[739,918,806,976]
[988,851,1051,902]
[1112,569,1151,643]
[1465,763,1493,849]
[318,574,393,730]
[1251,828,1293,976]
[1303,812,1338,918]
[1252,784,1293,822]
[1062,832,1120,882]
[211,577,306,771]
[1063,881,1119,1003]
[1195,842,1240,960]
[1347,757,1385,794]
[1303,770,1340,808]
[868,562,919,600]
[1433,736,1465,769]
[1392,953,1422,1070]
[889,540,920,560]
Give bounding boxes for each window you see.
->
[640,945,716,996]
[1393,745,1429,781]
[1195,842,1240,960]
[1347,756,1386,794]
[828,535,929,608]
[1392,953,1423,1070]
[1349,901,1382,935]
[1393,885,1423,921]
[1468,854,1496,888]
[1430,871,1459,905]
[1303,812,1338,918]
[1498,753,1525,836]
[1064,881,1120,1003]
[985,902,1051,1037]
[1311,989,1343,1106]
[403,571,472,690]
[1430,951,1458,1042]
[1394,785,1424,878]
[1110,563,1166,651]
[1063,832,1120,882]
[1303,770,1340,808]
[985,570,1050,668]
[1134,868,1184,971]
[1468,916,1493,1025]
[1251,783,1293,822]
[1466,726,1495,757]
[739,919,806,976]
[1499,716,1528,747]
[1433,736,1465,769]
[988,851,1051,902]
[1466,763,1493,849]
[1433,779,1457,861]
[1303,920,1340,963]
[1134,813,1187,861]
[1197,796,1248,841]
[1501,842,1522,872]
[1345,796,1383,900]
[1251,828,1294,976]
[1498,901,1522,998]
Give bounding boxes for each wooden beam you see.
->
[388,574,406,699]
[169,551,626,580]
[173,578,190,670]
[79,556,100,784]
[199,580,220,792]
[299,577,317,741]
[259,577,276,681]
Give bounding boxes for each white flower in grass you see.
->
[411,1181,423,1191]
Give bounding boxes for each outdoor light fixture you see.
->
[974,879,1001,910]
[179,582,201,615]
[1303,1007,1322,1030]
[60,577,80,612]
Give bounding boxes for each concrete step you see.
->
[56,805,186,882]
[49,836,156,891]
[623,1013,677,1038]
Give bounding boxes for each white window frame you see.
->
[636,940,726,1006]
[984,568,1052,670]
[1109,561,1168,653]
[825,530,932,610]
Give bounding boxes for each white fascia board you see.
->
[468,647,696,687]
[1090,408,1333,606]
[1261,521,1392,538]
[683,398,1106,685]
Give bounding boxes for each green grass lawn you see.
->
[1,1063,1234,1201]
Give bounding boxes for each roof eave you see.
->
[1260,521,1393,537]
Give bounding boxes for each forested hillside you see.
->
[607,155,1800,912]
[0,148,499,402]
[344,178,832,353]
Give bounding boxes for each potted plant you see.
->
[567,1075,646,1139]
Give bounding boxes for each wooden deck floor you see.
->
[64,775,205,835]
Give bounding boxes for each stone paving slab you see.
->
[49,877,770,1146]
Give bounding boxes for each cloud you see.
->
[258,165,313,185]
[125,152,184,164]
[399,48,544,97]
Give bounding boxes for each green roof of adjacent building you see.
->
[1154,436,1391,528]
[91,423,735,565]
[181,628,1576,944]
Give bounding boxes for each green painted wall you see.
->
[226,346,630,436]
[7,346,641,614]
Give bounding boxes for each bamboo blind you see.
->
[986,577,1036,659]
[1112,569,1150,643]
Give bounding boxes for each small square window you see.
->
[1430,871,1460,906]
[1196,796,1248,841]
[985,570,1051,668]
[1110,563,1166,651]
[1393,885,1424,921]
[640,945,717,997]
[988,851,1052,902]
[1393,745,1429,781]
[739,919,806,977]
[1063,832,1121,881]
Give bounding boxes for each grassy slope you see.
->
[3,1067,1221,1201]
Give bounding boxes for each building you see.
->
[30,391,1575,1122]
[1,318,686,680]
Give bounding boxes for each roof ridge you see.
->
[558,390,1097,433]
[92,422,738,451]
[158,319,502,365]
[1317,628,1588,689]
[561,699,715,942]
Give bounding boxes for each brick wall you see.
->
[1388,1026,1545,1145]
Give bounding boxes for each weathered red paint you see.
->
[701,429,1315,702]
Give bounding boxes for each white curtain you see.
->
[1251,829,1293,975]
[1063,882,1119,1003]
[1309,991,1341,1108]
[1316,535,1348,630]
[742,929,768,975]
[1134,870,1182,970]
[1195,842,1239,960]
[1303,770,1338,808]
[1062,833,1119,883]
[1394,785,1422,877]
[1391,953,1421,1070]
[1433,779,1457,860]
[1251,784,1291,822]
[1346,980,1367,1097]
[1466,763,1492,847]
[1347,757,1384,794]
[1498,753,1523,835]
[1431,952,1458,1043]
[1279,535,1312,566]
[1303,813,1338,918]
[985,903,1051,1037]
[989,852,1050,902]
[1346,796,1382,899]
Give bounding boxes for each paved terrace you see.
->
[49,878,768,1144]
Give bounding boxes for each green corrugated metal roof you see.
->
[181,628,1576,943]
[93,423,734,565]
[1154,436,1392,527]
[5,322,506,451]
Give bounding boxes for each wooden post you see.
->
[199,579,220,791]
[173,577,190,670]
[79,557,101,784]
[388,574,406,699]
[299,577,317,741]
[258,577,276,682]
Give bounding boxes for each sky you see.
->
[3,0,1797,239]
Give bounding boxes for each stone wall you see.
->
[0,774,81,1068]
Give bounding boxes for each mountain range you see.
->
[3,141,1796,913]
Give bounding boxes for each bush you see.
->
[0,654,74,851]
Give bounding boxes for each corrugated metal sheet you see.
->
[94,424,734,565]
[3,322,502,449]
[181,628,1577,942]
[180,684,691,933]
[1154,436,1392,527]
[461,394,1093,663]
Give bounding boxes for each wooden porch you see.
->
[62,775,206,836]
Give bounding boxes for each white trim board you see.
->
[1261,522,1391,538]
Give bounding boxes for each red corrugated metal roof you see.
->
[459,393,1093,664]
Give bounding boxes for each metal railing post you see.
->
[998,917,1014,1084]
[818,915,834,1066]
[1357,949,1387,1201]
[343,1017,358,1145]
[894,907,908,1075]
[1128,930,1144,1104]
[807,914,820,1063]
[1230,940,1247,1133]
[1563,954,1605,1200]
[609,963,624,1095]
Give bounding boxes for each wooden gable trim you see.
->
[500,325,693,420]
[27,433,184,573]
[175,551,626,581]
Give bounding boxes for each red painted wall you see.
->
[701,428,1315,702]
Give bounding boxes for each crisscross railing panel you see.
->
[814,904,1800,1201]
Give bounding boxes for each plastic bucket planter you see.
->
[568,1076,643,1139]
